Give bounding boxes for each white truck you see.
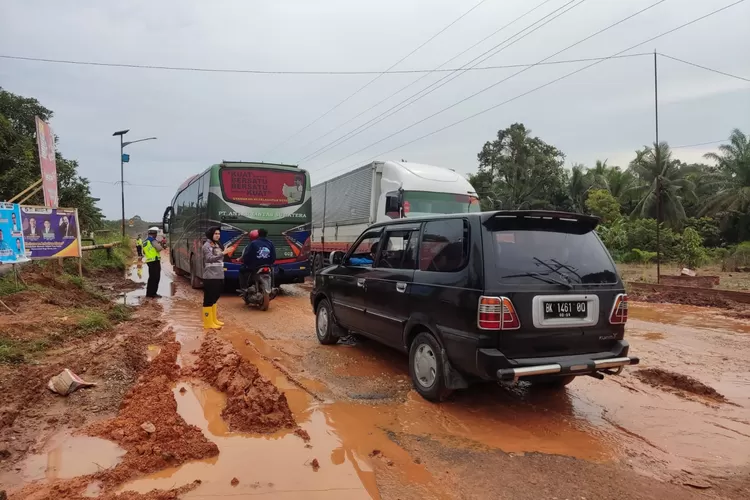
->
[310,160,479,269]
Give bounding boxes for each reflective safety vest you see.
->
[136,238,143,247]
[142,238,160,263]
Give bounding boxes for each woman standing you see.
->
[202,226,229,329]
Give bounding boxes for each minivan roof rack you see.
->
[483,210,600,229]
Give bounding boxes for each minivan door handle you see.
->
[357,278,366,288]
[396,282,407,293]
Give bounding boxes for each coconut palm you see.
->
[701,129,750,215]
[629,142,696,225]
[568,163,590,213]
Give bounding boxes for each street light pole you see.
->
[112,130,157,237]
[113,129,130,237]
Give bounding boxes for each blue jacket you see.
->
[242,238,276,269]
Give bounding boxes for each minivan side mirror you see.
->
[331,251,344,266]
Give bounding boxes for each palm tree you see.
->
[701,129,750,215]
[568,163,590,213]
[603,167,637,202]
[629,142,696,225]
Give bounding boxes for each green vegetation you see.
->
[75,310,112,335]
[108,303,133,322]
[469,123,750,269]
[0,88,102,230]
[0,265,136,364]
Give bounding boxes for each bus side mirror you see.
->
[162,206,173,234]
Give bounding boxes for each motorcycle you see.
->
[240,266,278,311]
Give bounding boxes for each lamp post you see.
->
[112,130,157,237]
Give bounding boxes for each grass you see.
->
[108,303,133,322]
[75,310,112,335]
[0,275,25,297]
[0,338,51,364]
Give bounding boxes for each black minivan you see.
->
[310,210,638,401]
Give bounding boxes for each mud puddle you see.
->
[120,382,378,499]
[16,433,125,484]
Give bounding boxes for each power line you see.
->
[258,0,492,160]
[658,52,750,83]
[0,50,645,75]
[672,139,728,148]
[298,0,589,164]
[89,180,172,188]
[317,0,745,183]
[311,0,668,174]
[292,0,558,160]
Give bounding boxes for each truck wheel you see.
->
[315,299,339,345]
[409,332,452,402]
[313,254,323,274]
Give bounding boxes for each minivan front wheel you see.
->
[409,332,452,402]
[315,299,339,345]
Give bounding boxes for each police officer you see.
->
[142,227,163,298]
[135,234,143,258]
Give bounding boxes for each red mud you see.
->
[633,368,730,404]
[8,336,217,500]
[86,338,219,484]
[628,288,738,309]
[192,333,296,434]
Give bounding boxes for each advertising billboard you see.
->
[35,116,59,208]
[220,168,306,208]
[20,206,81,259]
[0,203,29,264]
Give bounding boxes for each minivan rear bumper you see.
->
[474,341,639,381]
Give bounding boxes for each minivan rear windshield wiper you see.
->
[532,257,580,285]
[501,271,573,289]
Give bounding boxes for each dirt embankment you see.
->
[0,266,159,466]
[628,287,749,311]
[192,333,298,434]
[9,333,218,500]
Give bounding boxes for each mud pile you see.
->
[193,333,296,433]
[634,368,729,404]
[87,338,219,485]
[629,288,736,309]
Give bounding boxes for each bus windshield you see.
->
[403,191,480,217]
[220,167,307,208]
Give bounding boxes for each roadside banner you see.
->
[20,206,81,259]
[0,203,29,264]
[35,116,59,208]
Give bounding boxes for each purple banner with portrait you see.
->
[20,206,82,259]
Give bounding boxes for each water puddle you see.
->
[19,434,125,482]
[120,382,378,499]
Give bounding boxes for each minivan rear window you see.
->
[488,217,618,285]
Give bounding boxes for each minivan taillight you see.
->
[609,294,628,324]
[478,296,520,330]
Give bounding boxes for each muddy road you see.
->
[5,262,750,499]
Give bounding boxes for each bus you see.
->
[163,162,311,287]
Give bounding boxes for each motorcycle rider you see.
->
[240,228,276,291]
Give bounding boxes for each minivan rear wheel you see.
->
[409,332,452,402]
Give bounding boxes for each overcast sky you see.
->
[1,0,748,220]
